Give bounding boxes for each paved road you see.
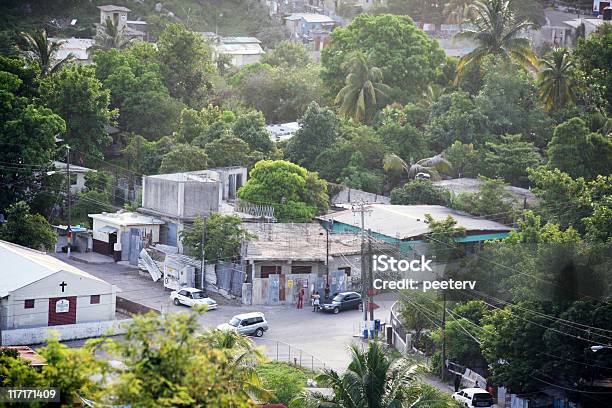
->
[53,254,396,371]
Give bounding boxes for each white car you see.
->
[217,312,269,337]
[452,388,494,407]
[170,287,218,310]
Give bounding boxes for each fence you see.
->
[389,301,409,354]
[216,261,245,297]
[254,338,328,372]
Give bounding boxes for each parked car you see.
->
[320,291,361,314]
[452,388,494,407]
[170,287,218,310]
[217,312,269,337]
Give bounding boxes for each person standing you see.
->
[297,287,304,309]
[312,291,321,312]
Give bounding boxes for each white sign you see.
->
[55,299,69,313]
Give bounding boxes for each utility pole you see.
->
[367,229,374,322]
[200,219,207,295]
[325,226,330,289]
[352,202,371,326]
[66,145,72,257]
[441,291,447,382]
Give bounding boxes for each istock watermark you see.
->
[372,255,476,292]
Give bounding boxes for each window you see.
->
[90,295,100,304]
[291,265,312,274]
[24,299,35,309]
[338,266,351,276]
[179,290,188,297]
[254,317,263,324]
[261,265,281,278]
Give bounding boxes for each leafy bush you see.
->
[256,362,308,405]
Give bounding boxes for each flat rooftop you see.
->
[89,211,164,227]
[244,223,361,262]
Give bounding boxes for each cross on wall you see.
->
[59,281,67,292]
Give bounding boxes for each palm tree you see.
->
[19,29,74,77]
[454,0,537,83]
[91,18,133,51]
[290,341,453,408]
[384,153,456,181]
[199,330,271,402]
[420,84,445,109]
[537,48,577,112]
[335,53,392,124]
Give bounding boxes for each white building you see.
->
[53,161,95,194]
[266,122,301,142]
[89,211,164,260]
[48,38,95,62]
[218,37,265,67]
[0,240,118,330]
[97,4,148,41]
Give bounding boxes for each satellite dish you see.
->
[70,19,77,26]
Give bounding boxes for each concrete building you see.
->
[89,211,163,260]
[0,240,118,330]
[329,184,391,206]
[139,168,248,250]
[284,13,337,42]
[217,37,265,67]
[243,223,363,305]
[97,5,148,41]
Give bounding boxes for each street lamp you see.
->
[591,345,612,352]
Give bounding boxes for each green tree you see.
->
[103,312,256,407]
[205,134,252,167]
[41,65,115,160]
[321,14,445,101]
[159,143,208,174]
[180,213,254,262]
[335,53,392,123]
[340,152,384,193]
[285,102,341,170]
[256,362,307,405]
[475,59,552,147]
[427,92,488,151]
[38,336,106,406]
[237,160,328,222]
[547,117,612,180]
[93,45,183,140]
[260,40,311,68]
[291,341,454,408]
[233,110,273,153]
[451,177,516,223]
[123,134,174,175]
[72,190,114,227]
[0,69,65,211]
[573,24,612,111]
[391,179,451,206]
[376,104,431,164]
[399,291,442,346]
[157,24,214,107]
[92,18,132,50]
[424,214,466,262]
[19,29,74,77]
[454,0,537,81]
[538,48,577,112]
[232,63,325,123]
[483,134,541,187]
[0,348,44,391]
[444,141,487,178]
[0,201,56,250]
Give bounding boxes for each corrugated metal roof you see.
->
[0,240,109,297]
[323,204,511,240]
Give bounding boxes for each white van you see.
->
[452,388,494,407]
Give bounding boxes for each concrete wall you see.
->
[143,177,180,216]
[91,219,160,246]
[1,270,116,330]
[1,318,131,346]
[183,181,219,217]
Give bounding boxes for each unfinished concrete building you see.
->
[139,167,248,251]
